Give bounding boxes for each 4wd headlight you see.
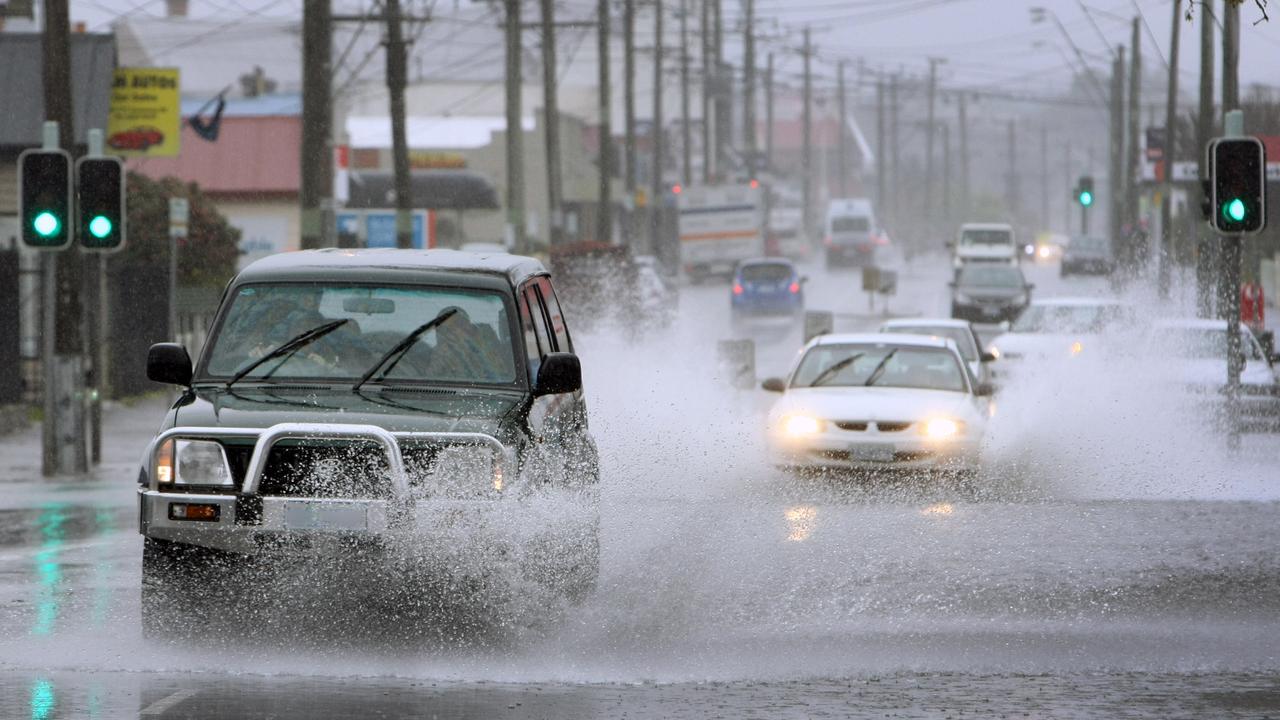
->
[782,414,824,437]
[419,445,506,500]
[155,439,234,487]
[921,418,963,440]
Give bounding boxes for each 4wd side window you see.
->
[521,286,552,379]
[535,277,573,353]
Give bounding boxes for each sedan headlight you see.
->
[155,439,234,487]
[921,418,963,439]
[782,414,824,437]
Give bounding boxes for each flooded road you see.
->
[1,253,1278,717]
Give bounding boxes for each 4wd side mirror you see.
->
[974,382,995,397]
[945,240,955,249]
[800,275,810,284]
[147,343,193,386]
[761,377,787,393]
[980,351,998,363]
[534,352,582,396]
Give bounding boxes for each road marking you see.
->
[140,689,198,716]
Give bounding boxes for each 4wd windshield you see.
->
[792,344,967,392]
[960,229,1013,246]
[202,283,520,386]
[957,265,1025,288]
[1011,303,1128,334]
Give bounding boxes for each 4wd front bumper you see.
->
[138,423,519,555]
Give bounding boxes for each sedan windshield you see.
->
[793,344,967,393]
[960,229,1012,246]
[203,283,519,386]
[957,266,1024,288]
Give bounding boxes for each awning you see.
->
[346,170,500,211]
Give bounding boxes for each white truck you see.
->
[951,223,1019,270]
[677,184,766,280]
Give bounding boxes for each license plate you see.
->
[283,501,368,531]
[981,306,1002,317]
[849,444,895,462]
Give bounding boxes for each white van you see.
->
[824,198,878,267]
[952,223,1018,269]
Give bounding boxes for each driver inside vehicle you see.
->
[418,306,511,382]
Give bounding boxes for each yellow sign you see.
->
[107,68,180,157]
[408,150,467,170]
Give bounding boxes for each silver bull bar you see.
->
[145,422,509,495]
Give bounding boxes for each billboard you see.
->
[107,68,180,157]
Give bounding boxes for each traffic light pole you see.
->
[1223,109,1244,449]
[1080,205,1088,236]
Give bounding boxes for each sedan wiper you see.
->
[863,349,899,387]
[809,353,863,387]
[353,307,458,392]
[225,319,349,388]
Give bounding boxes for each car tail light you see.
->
[823,235,833,247]
[789,282,800,293]
[732,283,744,295]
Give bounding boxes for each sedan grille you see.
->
[874,422,912,432]
[834,421,869,431]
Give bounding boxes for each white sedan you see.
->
[1146,318,1280,427]
[762,334,992,475]
[988,297,1132,374]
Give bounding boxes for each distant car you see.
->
[762,333,991,477]
[951,223,1018,270]
[949,263,1033,323]
[458,242,509,254]
[879,318,997,388]
[1145,318,1280,427]
[108,125,165,151]
[731,258,805,322]
[1060,236,1115,277]
[823,198,879,268]
[988,297,1133,372]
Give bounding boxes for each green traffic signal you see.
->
[1078,190,1093,207]
[1224,197,1247,222]
[88,215,113,239]
[33,211,60,238]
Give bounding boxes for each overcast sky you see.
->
[64,0,1280,99]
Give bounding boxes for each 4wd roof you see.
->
[235,248,548,287]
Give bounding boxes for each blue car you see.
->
[731,258,806,320]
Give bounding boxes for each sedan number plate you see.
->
[850,444,895,462]
[283,501,368,531]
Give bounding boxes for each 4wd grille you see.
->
[258,441,395,499]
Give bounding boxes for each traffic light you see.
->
[1211,137,1266,234]
[76,157,126,251]
[18,149,72,249]
[1075,176,1094,207]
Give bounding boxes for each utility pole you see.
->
[384,0,413,249]
[505,0,526,254]
[1109,45,1126,269]
[1195,5,1215,317]
[889,73,900,235]
[764,52,774,173]
[680,0,691,183]
[1064,139,1073,231]
[801,26,813,241]
[1040,123,1049,232]
[623,0,636,247]
[701,0,712,182]
[713,0,728,174]
[1158,0,1181,298]
[540,0,564,247]
[1124,17,1142,268]
[597,0,612,244]
[42,0,86,475]
[1222,0,1254,296]
[301,0,333,250]
[649,0,664,254]
[958,92,969,216]
[837,61,848,197]
[942,123,952,230]
[925,57,944,230]
[876,76,885,211]
[1007,119,1018,222]
[742,0,756,177]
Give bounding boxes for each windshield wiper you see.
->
[225,319,349,388]
[809,353,863,387]
[863,349,899,387]
[353,307,458,392]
